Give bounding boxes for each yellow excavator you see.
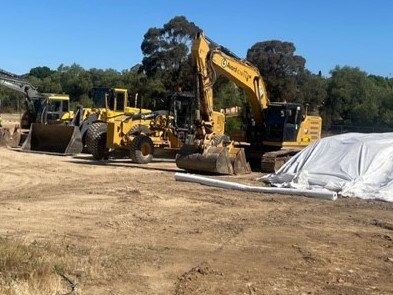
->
[175,32,322,174]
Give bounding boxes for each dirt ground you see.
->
[0,119,393,294]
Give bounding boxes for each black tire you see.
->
[129,135,154,164]
[85,122,101,153]
[127,124,142,136]
[86,122,109,160]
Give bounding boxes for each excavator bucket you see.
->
[21,123,83,155]
[176,144,251,175]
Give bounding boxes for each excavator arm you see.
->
[0,69,42,99]
[0,68,46,126]
[191,33,269,127]
[175,32,256,175]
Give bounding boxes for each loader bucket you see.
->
[22,123,83,155]
[176,144,251,175]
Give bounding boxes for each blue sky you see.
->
[0,0,392,77]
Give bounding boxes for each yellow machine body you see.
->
[176,32,322,175]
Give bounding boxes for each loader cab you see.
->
[45,94,71,123]
[264,102,303,144]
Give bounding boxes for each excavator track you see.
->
[261,149,301,173]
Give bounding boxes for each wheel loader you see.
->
[86,91,193,163]
[0,68,82,153]
[0,68,153,154]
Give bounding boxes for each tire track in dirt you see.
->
[0,170,51,193]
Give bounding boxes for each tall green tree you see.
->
[246,40,307,102]
[58,64,93,102]
[323,66,383,127]
[29,66,53,79]
[297,71,327,112]
[122,66,165,108]
[140,16,201,92]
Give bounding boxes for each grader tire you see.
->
[86,122,109,160]
[130,135,154,164]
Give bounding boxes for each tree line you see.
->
[1,16,393,129]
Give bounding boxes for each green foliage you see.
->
[212,77,243,111]
[321,66,393,128]
[297,71,327,112]
[140,16,201,91]
[1,16,393,132]
[29,66,53,79]
[78,94,94,108]
[246,40,307,102]
[225,116,242,137]
[0,87,23,113]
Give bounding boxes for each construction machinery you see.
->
[0,68,82,153]
[0,68,153,154]
[83,87,153,158]
[175,32,322,175]
[86,91,193,163]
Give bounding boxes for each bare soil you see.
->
[0,144,392,294]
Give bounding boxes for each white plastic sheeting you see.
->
[260,133,393,202]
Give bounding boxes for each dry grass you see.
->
[0,238,75,295]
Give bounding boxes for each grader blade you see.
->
[22,123,83,155]
[176,144,250,175]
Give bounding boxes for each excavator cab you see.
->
[263,103,303,143]
[263,102,321,148]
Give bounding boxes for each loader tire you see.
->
[85,122,101,153]
[86,122,109,160]
[129,135,154,164]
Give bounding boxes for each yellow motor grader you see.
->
[86,91,194,163]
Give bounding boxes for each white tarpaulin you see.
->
[260,133,393,202]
